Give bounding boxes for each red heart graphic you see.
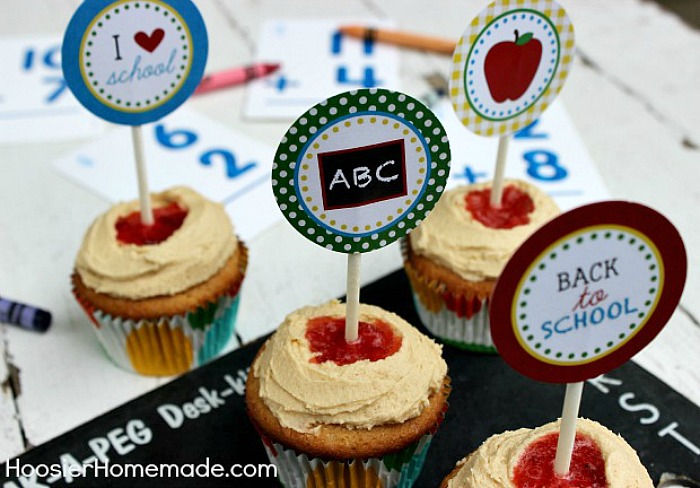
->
[134,28,165,53]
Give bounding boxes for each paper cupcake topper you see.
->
[272,88,451,253]
[490,201,686,383]
[62,0,208,125]
[450,0,575,136]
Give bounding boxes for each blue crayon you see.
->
[0,297,51,332]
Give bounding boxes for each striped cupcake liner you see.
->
[261,436,432,488]
[76,291,241,376]
[410,289,495,353]
[256,401,448,488]
[401,238,497,353]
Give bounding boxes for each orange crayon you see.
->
[339,25,456,55]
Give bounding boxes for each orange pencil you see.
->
[339,25,456,55]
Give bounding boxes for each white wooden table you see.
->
[1,0,699,465]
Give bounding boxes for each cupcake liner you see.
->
[401,238,496,353]
[76,290,241,376]
[262,437,431,488]
[198,293,240,365]
[410,289,494,353]
[255,396,449,488]
[73,242,248,376]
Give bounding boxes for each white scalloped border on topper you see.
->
[450,0,574,136]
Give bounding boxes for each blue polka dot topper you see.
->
[272,88,451,254]
[450,0,575,136]
[490,201,687,384]
[62,0,208,126]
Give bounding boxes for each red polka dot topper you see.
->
[490,201,686,384]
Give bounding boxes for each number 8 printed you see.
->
[523,149,568,182]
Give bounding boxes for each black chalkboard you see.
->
[318,139,407,210]
[1,270,698,487]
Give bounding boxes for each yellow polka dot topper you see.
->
[272,88,451,254]
[449,0,575,136]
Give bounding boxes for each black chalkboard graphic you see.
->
[318,139,407,210]
[1,270,698,487]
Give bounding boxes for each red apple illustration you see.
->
[484,30,542,103]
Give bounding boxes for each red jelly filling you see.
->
[465,184,535,229]
[115,202,188,245]
[512,432,607,488]
[305,316,402,366]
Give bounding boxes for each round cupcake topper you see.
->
[272,88,451,253]
[450,0,575,136]
[62,0,208,125]
[490,201,686,383]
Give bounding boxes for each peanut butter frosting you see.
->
[75,186,238,299]
[253,301,447,434]
[447,418,653,488]
[409,180,559,282]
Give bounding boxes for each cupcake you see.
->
[72,186,247,376]
[245,301,450,488]
[403,179,559,352]
[440,418,653,487]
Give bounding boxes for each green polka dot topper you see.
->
[490,201,686,384]
[272,88,451,253]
